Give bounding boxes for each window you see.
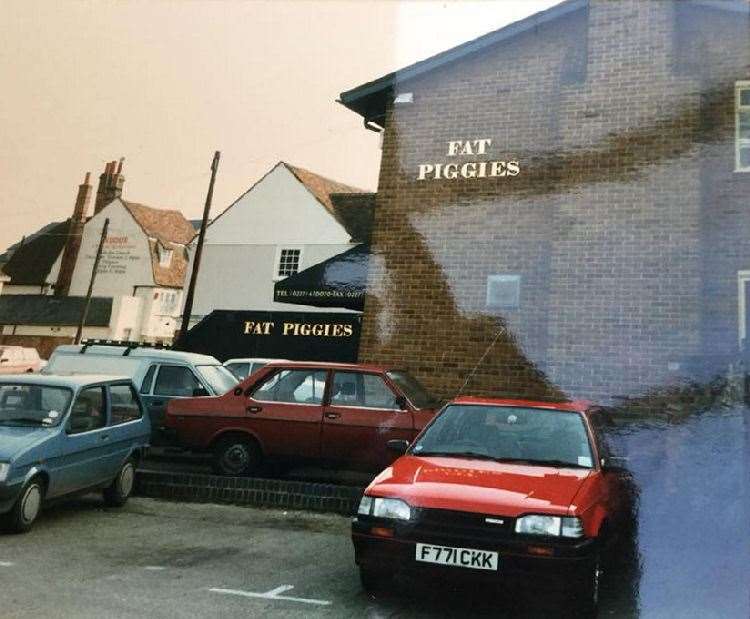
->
[252,369,327,405]
[330,372,400,409]
[109,384,142,425]
[140,365,157,394]
[486,274,521,309]
[226,363,250,380]
[275,248,302,279]
[158,244,173,267]
[737,82,750,171]
[153,365,203,397]
[67,387,106,434]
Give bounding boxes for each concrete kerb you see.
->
[134,469,365,516]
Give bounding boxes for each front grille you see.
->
[410,508,516,544]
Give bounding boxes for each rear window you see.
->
[109,384,143,425]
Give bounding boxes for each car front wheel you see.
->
[212,436,261,476]
[103,459,136,507]
[3,477,44,534]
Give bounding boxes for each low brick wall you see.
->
[135,469,364,515]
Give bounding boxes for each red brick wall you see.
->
[358,0,750,402]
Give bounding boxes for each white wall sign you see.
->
[417,138,519,181]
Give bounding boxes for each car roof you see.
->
[450,396,592,413]
[263,360,397,373]
[224,358,288,364]
[53,344,220,365]
[0,373,132,388]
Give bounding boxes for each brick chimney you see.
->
[94,158,125,214]
[55,172,93,296]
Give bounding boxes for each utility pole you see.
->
[176,151,221,349]
[75,218,109,344]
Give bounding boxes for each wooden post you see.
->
[74,218,109,344]
[175,151,221,349]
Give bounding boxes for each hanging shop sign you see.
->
[417,138,520,181]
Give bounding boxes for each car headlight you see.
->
[515,515,584,538]
[0,463,10,483]
[357,495,411,521]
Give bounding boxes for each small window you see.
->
[67,387,106,434]
[153,365,202,397]
[486,274,521,309]
[226,363,250,380]
[330,372,399,410]
[140,365,157,395]
[736,82,750,172]
[276,248,302,279]
[158,244,173,267]
[252,369,327,405]
[109,384,143,425]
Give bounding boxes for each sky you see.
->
[0,0,560,252]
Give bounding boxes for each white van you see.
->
[0,346,44,374]
[45,342,238,443]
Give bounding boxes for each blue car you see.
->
[0,374,150,533]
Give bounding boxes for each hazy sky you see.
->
[1,0,559,252]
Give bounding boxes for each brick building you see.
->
[340,0,750,402]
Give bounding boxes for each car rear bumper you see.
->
[352,519,597,590]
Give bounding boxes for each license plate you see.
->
[415,543,498,571]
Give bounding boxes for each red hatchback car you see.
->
[164,361,438,475]
[352,397,632,615]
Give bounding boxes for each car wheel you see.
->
[103,459,136,507]
[573,553,601,618]
[359,567,392,596]
[3,477,44,534]
[212,436,261,476]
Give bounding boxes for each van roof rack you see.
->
[80,339,172,356]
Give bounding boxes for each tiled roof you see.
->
[0,295,112,326]
[123,201,196,245]
[1,220,71,286]
[122,200,194,288]
[329,193,376,243]
[283,163,373,240]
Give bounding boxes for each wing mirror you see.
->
[233,387,244,396]
[601,455,628,470]
[387,439,410,455]
[395,396,408,410]
[192,386,209,397]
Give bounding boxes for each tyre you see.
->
[571,553,601,618]
[211,436,261,476]
[3,477,44,534]
[359,566,392,595]
[103,458,136,507]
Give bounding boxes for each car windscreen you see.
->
[386,370,437,409]
[196,364,239,394]
[0,384,72,427]
[411,405,594,469]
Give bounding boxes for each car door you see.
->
[105,382,148,474]
[244,368,327,459]
[141,364,207,441]
[320,371,414,471]
[57,386,113,494]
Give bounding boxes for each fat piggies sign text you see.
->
[417,138,519,181]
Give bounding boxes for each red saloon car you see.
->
[352,397,632,615]
[164,361,438,475]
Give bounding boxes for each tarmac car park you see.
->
[352,397,633,616]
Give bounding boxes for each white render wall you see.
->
[188,164,357,318]
[47,200,155,298]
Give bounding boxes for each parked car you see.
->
[164,361,439,475]
[0,374,151,533]
[223,358,288,380]
[352,397,633,616]
[43,342,238,444]
[0,346,44,374]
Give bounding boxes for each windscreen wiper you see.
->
[499,458,589,469]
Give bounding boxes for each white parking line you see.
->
[209,585,332,606]
[143,566,166,571]
[0,562,14,567]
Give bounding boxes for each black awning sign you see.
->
[243,320,354,338]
